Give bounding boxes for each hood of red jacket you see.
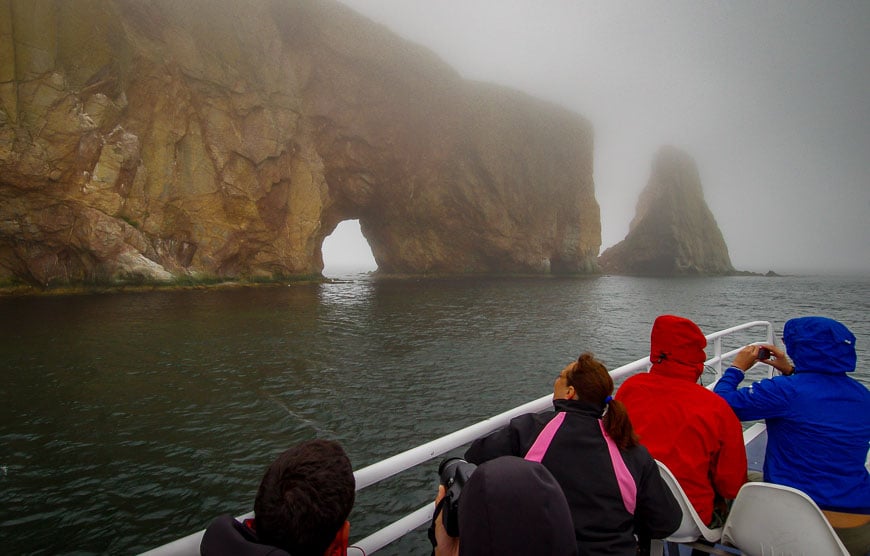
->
[648,315,707,382]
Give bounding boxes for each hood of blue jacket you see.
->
[783,316,856,373]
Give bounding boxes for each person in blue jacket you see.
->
[714,316,870,556]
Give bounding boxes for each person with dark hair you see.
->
[715,316,870,556]
[615,315,746,528]
[430,456,578,556]
[201,439,356,556]
[464,353,681,555]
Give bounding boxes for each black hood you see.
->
[458,456,578,556]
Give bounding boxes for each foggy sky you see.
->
[325,0,870,275]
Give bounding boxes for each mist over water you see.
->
[1,275,868,554]
[334,0,870,276]
[322,220,378,277]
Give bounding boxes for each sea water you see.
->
[1,274,868,555]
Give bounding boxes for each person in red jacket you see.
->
[615,315,746,527]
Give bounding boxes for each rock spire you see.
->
[598,146,734,276]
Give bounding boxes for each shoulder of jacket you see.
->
[511,411,551,427]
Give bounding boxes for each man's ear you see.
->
[325,520,350,556]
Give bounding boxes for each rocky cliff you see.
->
[598,146,734,275]
[0,0,600,288]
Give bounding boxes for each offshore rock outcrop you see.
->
[0,0,599,288]
[598,146,734,276]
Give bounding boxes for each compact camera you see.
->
[437,457,477,538]
[757,347,771,360]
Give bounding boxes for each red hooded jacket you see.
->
[615,315,747,524]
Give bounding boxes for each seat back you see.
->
[655,460,723,543]
[721,482,849,556]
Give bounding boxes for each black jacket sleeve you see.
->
[464,420,522,464]
[631,449,683,539]
[464,412,549,464]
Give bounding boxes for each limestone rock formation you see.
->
[598,146,734,276]
[0,0,599,288]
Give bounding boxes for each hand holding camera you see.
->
[732,344,779,371]
[437,457,477,537]
[732,344,793,375]
[428,457,477,554]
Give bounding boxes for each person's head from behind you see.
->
[254,439,355,556]
[783,316,856,374]
[648,314,707,380]
[554,352,638,449]
[453,456,577,556]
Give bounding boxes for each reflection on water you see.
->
[1,275,868,554]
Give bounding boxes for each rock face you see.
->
[598,146,734,276]
[0,0,600,288]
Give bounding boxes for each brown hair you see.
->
[565,352,639,449]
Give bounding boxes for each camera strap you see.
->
[426,496,447,553]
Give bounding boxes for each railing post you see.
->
[767,322,776,377]
[713,337,723,376]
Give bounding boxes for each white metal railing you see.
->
[706,320,775,375]
[141,320,774,556]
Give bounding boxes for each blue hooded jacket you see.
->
[784,316,857,374]
[714,317,870,513]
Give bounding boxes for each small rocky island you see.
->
[598,147,734,275]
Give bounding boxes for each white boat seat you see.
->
[720,481,849,556]
[650,460,724,556]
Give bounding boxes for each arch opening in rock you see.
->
[321,219,378,277]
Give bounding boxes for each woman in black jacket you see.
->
[464,353,681,556]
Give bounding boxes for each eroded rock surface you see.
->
[0,0,600,288]
[598,146,734,276]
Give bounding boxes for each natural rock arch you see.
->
[320,219,377,275]
[0,0,601,287]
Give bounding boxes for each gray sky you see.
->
[324,0,870,275]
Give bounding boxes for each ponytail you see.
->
[569,352,639,450]
[603,398,639,449]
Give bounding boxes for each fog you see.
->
[322,220,377,276]
[326,0,869,275]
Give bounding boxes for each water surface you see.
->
[2,275,868,554]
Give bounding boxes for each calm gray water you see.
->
[2,275,869,555]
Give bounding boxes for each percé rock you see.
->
[0,0,599,288]
[598,146,734,276]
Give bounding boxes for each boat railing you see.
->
[141,320,774,556]
[706,320,775,375]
